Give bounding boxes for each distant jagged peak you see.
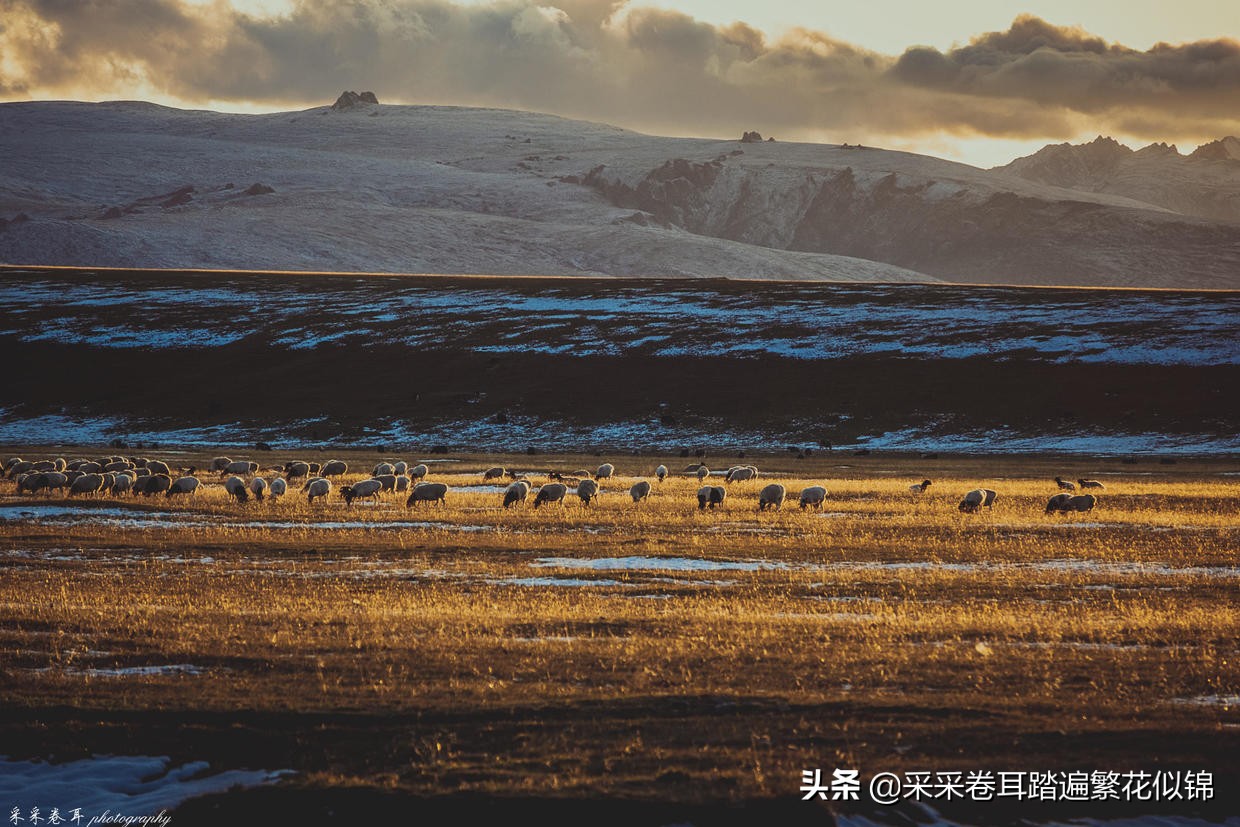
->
[1085,135,1130,151]
[1189,136,1240,161]
[1134,141,1180,157]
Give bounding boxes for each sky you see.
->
[1,0,1237,167]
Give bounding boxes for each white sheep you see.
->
[503,480,531,508]
[304,477,332,503]
[484,466,506,481]
[393,461,408,476]
[111,473,134,496]
[696,485,726,510]
[630,480,652,503]
[342,478,384,506]
[758,483,787,511]
[167,477,201,498]
[726,466,758,483]
[595,463,615,481]
[696,466,710,482]
[1047,493,1097,513]
[655,465,668,483]
[958,488,997,513]
[534,482,568,508]
[210,456,233,472]
[283,461,311,479]
[409,464,429,482]
[320,460,348,477]
[249,476,268,502]
[407,482,448,507]
[224,475,250,503]
[372,462,395,477]
[799,485,827,510]
[268,477,287,500]
[576,478,599,506]
[68,473,105,497]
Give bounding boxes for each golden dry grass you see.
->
[1,448,1237,806]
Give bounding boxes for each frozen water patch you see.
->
[490,576,630,588]
[844,427,1240,456]
[533,555,793,572]
[0,504,497,533]
[38,663,208,677]
[0,754,292,815]
[1169,694,1240,707]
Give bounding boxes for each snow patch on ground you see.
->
[0,754,291,816]
[2,275,1237,365]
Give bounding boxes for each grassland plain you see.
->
[0,447,1237,825]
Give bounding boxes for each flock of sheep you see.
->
[3,454,1105,516]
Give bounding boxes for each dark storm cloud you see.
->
[1,0,1237,141]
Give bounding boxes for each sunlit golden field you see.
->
[1,448,1237,819]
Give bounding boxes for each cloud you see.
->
[1,0,1238,144]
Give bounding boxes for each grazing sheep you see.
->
[308,462,322,475]
[503,480,531,508]
[534,482,568,508]
[31,460,57,472]
[68,473,105,497]
[304,477,331,503]
[1047,493,1097,514]
[111,473,134,496]
[146,460,171,476]
[484,466,506,481]
[20,472,68,496]
[372,462,395,477]
[320,460,348,477]
[726,466,758,483]
[6,460,33,478]
[682,463,705,473]
[283,461,310,480]
[799,485,827,510]
[909,479,933,494]
[958,488,998,513]
[696,466,710,482]
[655,464,668,483]
[249,476,268,502]
[409,464,429,482]
[630,480,652,503]
[393,461,408,476]
[697,485,726,510]
[210,456,233,472]
[221,476,248,503]
[576,478,600,505]
[103,460,133,473]
[395,475,411,492]
[73,461,101,474]
[341,478,383,506]
[372,474,398,494]
[595,464,615,481]
[1045,493,1072,513]
[268,478,286,500]
[758,483,787,511]
[221,460,254,477]
[167,476,201,498]
[137,474,173,497]
[1055,476,1076,491]
[1078,479,1106,490]
[406,482,448,507]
